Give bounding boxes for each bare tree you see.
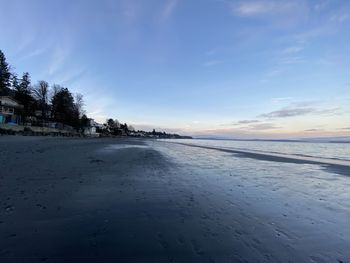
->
[33,80,49,120]
[74,93,85,118]
[51,84,62,101]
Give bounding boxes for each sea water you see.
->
[162,139,350,162]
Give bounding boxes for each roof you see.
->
[0,96,23,108]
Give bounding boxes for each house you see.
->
[83,125,97,136]
[83,118,101,137]
[34,107,52,119]
[89,119,104,130]
[0,96,23,124]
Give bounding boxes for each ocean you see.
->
[162,138,350,162]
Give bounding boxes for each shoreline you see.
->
[171,142,350,176]
[0,127,191,140]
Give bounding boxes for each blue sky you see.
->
[1,0,350,138]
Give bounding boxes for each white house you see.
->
[0,96,23,124]
[83,118,102,137]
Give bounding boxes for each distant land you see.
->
[192,136,350,143]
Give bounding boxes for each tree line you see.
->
[1,49,192,138]
[0,49,87,129]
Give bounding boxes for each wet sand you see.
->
[1,137,350,262]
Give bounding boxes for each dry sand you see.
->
[0,137,349,262]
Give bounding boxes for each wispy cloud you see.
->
[232,1,299,16]
[15,30,37,53]
[221,120,279,131]
[237,119,260,124]
[247,123,280,130]
[161,0,178,20]
[264,68,285,77]
[314,0,331,11]
[317,107,343,116]
[281,45,304,55]
[262,42,306,82]
[121,0,142,24]
[330,12,350,23]
[222,119,260,126]
[87,109,108,124]
[47,46,67,76]
[202,60,223,67]
[279,56,306,65]
[216,121,281,134]
[291,101,316,107]
[271,97,293,103]
[260,68,285,82]
[304,128,324,132]
[51,67,87,86]
[259,107,314,118]
[205,48,219,56]
[259,104,343,119]
[85,94,117,123]
[260,67,286,83]
[18,48,47,61]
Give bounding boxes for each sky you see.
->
[1,0,350,139]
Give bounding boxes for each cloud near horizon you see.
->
[304,128,324,132]
[258,107,315,118]
[246,123,280,130]
[237,120,260,125]
[258,105,343,119]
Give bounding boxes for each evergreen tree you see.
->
[51,88,79,128]
[123,123,129,133]
[12,74,19,90]
[107,118,115,127]
[15,72,34,122]
[80,114,90,127]
[0,50,11,96]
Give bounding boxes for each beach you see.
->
[1,137,350,262]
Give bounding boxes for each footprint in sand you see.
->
[5,205,14,213]
[157,233,170,250]
[89,159,105,164]
[177,235,185,245]
[191,239,204,256]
